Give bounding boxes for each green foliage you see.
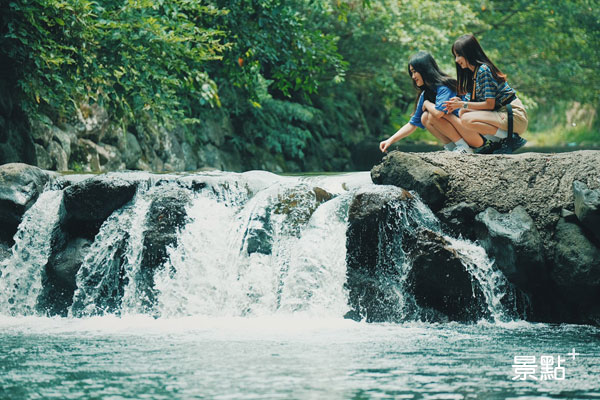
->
[1,0,226,123]
[1,0,598,171]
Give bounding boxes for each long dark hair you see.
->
[452,34,506,96]
[408,51,457,110]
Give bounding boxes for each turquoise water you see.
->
[1,316,599,399]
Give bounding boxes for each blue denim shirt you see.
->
[409,85,459,129]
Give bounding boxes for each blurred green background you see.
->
[1,0,598,169]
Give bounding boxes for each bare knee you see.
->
[421,112,429,128]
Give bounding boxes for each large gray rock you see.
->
[371,152,449,211]
[63,177,137,239]
[120,132,143,170]
[74,103,110,142]
[553,218,600,305]
[0,163,51,243]
[372,151,600,255]
[437,201,478,240]
[474,206,545,288]
[345,186,494,322]
[40,237,93,316]
[573,180,600,242]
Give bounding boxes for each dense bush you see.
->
[1,0,598,166]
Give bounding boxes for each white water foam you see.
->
[0,190,64,315]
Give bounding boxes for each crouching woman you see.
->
[444,34,528,154]
[380,51,472,153]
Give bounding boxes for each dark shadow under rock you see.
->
[552,218,600,324]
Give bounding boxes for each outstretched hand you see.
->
[443,97,463,113]
[379,139,391,153]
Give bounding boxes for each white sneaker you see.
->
[452,146,473,154]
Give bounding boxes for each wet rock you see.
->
[573,180,600,242]
[405,229,488,322]
[552,218,600,321]
[69,234,130,316]
[437,202,478,240]
[245,210,273,256]
[40,236,93,316]
[273,186,333,237]
[345,186,416,322]
[474,206,545,288]
[138,187,191,310]
[63,177,137,239]
[0,163,52,244]
[371,151,449,211]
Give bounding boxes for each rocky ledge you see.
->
[370,150,600,325]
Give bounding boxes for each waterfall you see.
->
[0,171,522,323]
[0,190,64,315]
[70,191,151,317]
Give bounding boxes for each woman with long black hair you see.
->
[444,34,528,154]
[380,51,473,153]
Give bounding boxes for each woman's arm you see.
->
[380,123,418,152]
[443,97,495,113]
[423,100,445,119]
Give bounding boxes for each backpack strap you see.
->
[506,103,514,139]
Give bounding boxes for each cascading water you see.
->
[0,171,521,322]
[0,190,64,315]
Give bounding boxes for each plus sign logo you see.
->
[512,348,581,381]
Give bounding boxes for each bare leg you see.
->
[422,113,455,144]
[426,115,466,143]
[443,113,485,147]
[461,111,502,135]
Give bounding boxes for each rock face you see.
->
[138,186,191,311]
[573,180,600,242]
[0,163,52,244]
[371,152,449,210]
[473,206,544,288]
[345,186,492,323]
[405,229,489,322]
[371,150,600,325]
[63,177,137,239]
[552,218,600,325]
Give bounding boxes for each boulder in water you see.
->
[138,187,191,310]
[0,163,52,244]
[345,186,414,322]
[406,230,489,321]
[40,237,93,316]
[437,201,478,240]
[63,177,137,239]
[474,206,545,288]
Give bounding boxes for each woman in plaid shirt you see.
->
[444,34,528,154]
